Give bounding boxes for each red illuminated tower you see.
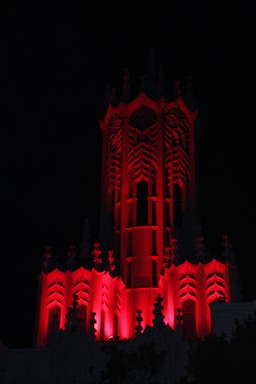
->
[34,61,240,347]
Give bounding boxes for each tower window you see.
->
[127,261,132,287]
[152,229,157,255]
[174,184,182,228]
[136,180,148,225]
[152,200,157,225]
[152,260,157,286]
[129,105,156,131]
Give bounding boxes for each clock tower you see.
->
[35,63,240,347]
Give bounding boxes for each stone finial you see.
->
[176,308,183,337]
[196,233,207,262]
[222,234,235,263]
[141,74,146,91]
[184,75,198,112]
[89,312,97,340]
[163,247,172,268]
[107,250,115,273]
[71,293,79,311]
[122,67,130,102]
[42,246,52,268]
[67,244,76,263]
[157,63,165,97]
[164,238,177,267]
[79,217,91,261]
[92,242,102,268]
[135,309,143,337]
[145,46,156,95]
[176,308,183,326]
[174,80,181,96]
[64,307,73,331]
[152,293,165,328]
[110,87,117,106]
[103,84,112,114]
[147,46,155,73]
[64,294,79,331]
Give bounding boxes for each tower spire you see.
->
[78,217,91,263]
[66,244,77,269]
[41,246,52,270]
[222,233,235,263]
[157,63,165,98]
[122,67,130,102]
[183,75,198,111]
[144,46,157,97]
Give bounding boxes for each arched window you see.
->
[182,299,196,341]
[47,306,61,345]
[129,105,156,131]
[136,180,148,225]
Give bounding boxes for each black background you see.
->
[0,2,255,347]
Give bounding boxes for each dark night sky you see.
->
[0,2,255,348]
